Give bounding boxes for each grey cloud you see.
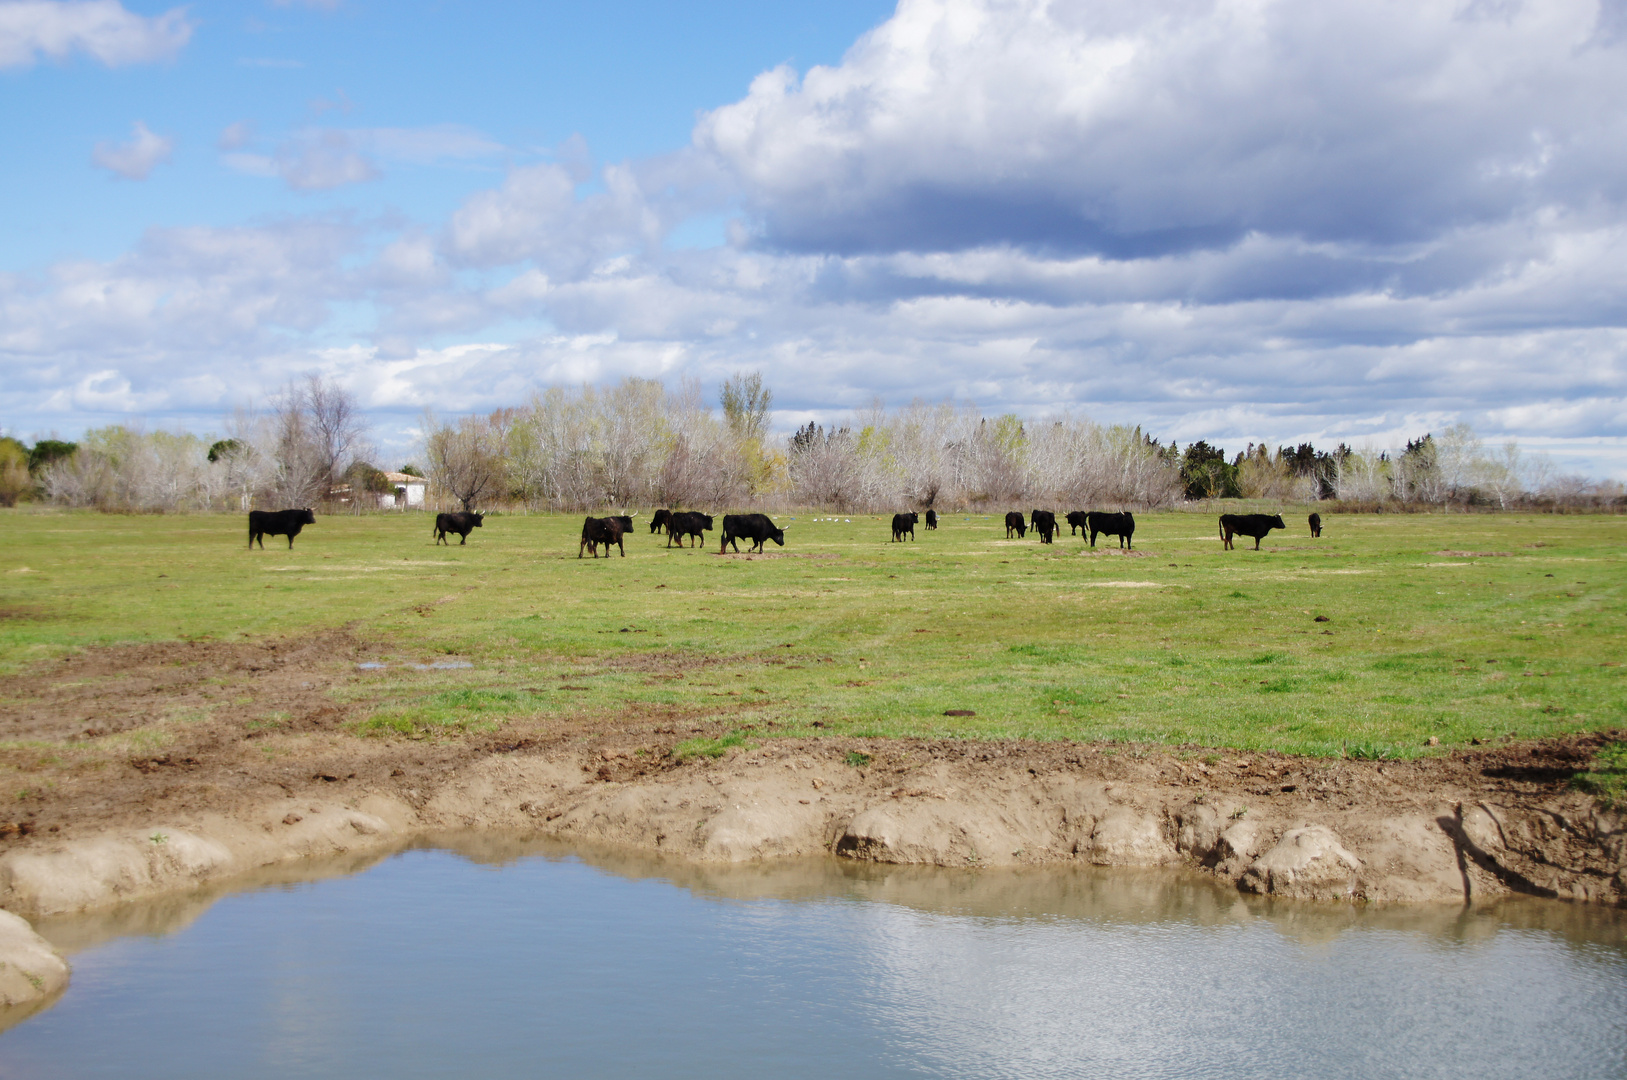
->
[695,0,1627,277]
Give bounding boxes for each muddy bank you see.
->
[5,736,1623,921]
[2,734,1624,1013]
[1,634,1623,1011]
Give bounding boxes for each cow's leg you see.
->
[459,534,467,545]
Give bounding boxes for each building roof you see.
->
[381,472,428,484]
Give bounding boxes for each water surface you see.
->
[4,837,1624,1079]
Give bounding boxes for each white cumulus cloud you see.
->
[91,119,173,180]
[0,0,192,68]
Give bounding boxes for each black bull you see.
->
[1086,511,1135,549]
[1220,513,1287,550]
[667,512,713,548]
[433,511,484,545]
[579,516,626,558]
[721,513,785,553]
[248,508,315,549]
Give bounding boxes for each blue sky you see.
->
[3,1,896,266]
[3,0,1625,476]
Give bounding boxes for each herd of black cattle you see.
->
[246,506,1322,555]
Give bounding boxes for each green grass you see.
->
[1,506,1624,758]
[673,730,752,760]
[1573,743,1627,807]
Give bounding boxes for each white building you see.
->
[380,472,428,509]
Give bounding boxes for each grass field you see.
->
[1,507,1623,759]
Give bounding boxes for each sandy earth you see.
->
[0,633,1622,1011]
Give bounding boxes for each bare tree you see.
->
[267,383,329,506]
[425,411,503,511]
[304,373,369,496]
[788,423,861,508]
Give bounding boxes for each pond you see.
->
[4,836,1625,1079]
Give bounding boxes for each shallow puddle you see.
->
[5,839,1626,1078]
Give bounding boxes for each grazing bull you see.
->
[891,512,918,542]
[433,511,484,545]
[1220,513,1286,550]
[666,511,713,548]
[248,508,316,550]
[1030,510,1058,544]
[650,509,672,535]
[924,509,938,530]
[579,515,626,558]
[1086,511,1135,550]
[1309,512,1322,538]
[1066,511,1089,536]
[721,513,786,553]
[1004,511,1027,538]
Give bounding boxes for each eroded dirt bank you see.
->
[1,635,1623,1010]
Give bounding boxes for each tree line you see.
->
[2,375,1620,513]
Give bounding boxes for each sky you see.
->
[2,0,1625,476]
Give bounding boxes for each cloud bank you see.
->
[3,0,1625,474]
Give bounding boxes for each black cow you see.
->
[651,509,672,535]
[924,509,938,530]
[1030,510,1058,544]
[1309,512,1322,538]
[891,512,918,542]
[666,511,713,548]
[579,515,626,558]
[433,511,484,545]
[1086,511,1135,550]
[612,514,635,536]
[248,508,315,550]
[1004,511,1027,538]
[721,513,786,553]
[1220,513,1286,550]
[1065,511,1089,536]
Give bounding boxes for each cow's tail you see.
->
[1218,518,1225,542]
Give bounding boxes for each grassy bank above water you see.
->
[1,508,1622,759]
